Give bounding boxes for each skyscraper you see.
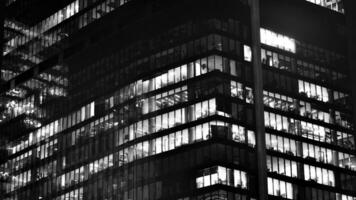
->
[1,0,355,199]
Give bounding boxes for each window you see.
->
[304,164,335,186]
[338,152,356,171]
[298,80,329,102]
[268,177,294,199]
[243,45,252,62]
[302,142,335,165]
[266,133,299,156]
[196,166,248,189]
[232,124,245,143]
[306,0,344,13]
[260,28,296,53]
[267,156,298,178]
[231,81,244,100]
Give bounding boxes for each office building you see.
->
[1,0,356,199]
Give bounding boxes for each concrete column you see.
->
[344,0,356,148]
[0,0,4,74]
[250,0,268,199]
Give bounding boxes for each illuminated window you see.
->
[306,0,344,13]
[268,177,294,199]
[267,156,298,178]
[243,45,252,62]
[196,166,248,189]
[304,164,335,186]
[298,80,329,102]
[260,28,296,53]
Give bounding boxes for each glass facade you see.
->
[1,0,355,200]
[260,18,356,200]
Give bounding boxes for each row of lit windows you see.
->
[267,177,294,199]
[267,155,335,186]
[63,92,206,162]
[119,98,216,145]
[60,98,217,170]
[7,102,94,156]
[3,23,239,157]
[110,54,237,108]
[261,48,293,71]
[112,67,187,105]
[56,119,255,193]
[84,31,248,117]
[5,161,57,193]
[141,86,188,114]
[63,114,114,148]
[5,0,130,57]
[5,0,79,54]
[59,154,113,189]
[261,28,345,67]
[298,80,329,102]
[56,187,83,200]
[264,111,354,149]
[116,121,214,166]
[196,166,248,189]
[54,54,247,149]
[263,90,353,131]
[298,79,350,108]
[116,120,255,166]
[9,170,31,192]
[36,139,58,160]
[299,101,331,124]
[63,54,241,150]
[58,119,217,191]
[263,90,295,112]
[264,90,331,124]
[262,47,352,118]
[6,151,32,173]
[4,139,57,175]
[266,133,298,156]
[2,102,95,176]
[267,132,335,164]
[4,0,127,94]
[266,132,356,171]
[304,164,335,186]
[5,160,57,195]
[87,54,240,131]
[260,28,296,53]
[265,111,331,142]
[267,155,298,178]
[261,48,347,87]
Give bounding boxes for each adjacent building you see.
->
[1,0,355,199]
